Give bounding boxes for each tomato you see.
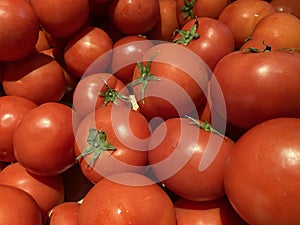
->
[131,42,209,121]
[146,0,180,42]
[35,28,51,52]
[30,0,89,38]
[0,0,39,62]
[77,172,177,225]
[241,12,300,51]
[13,102,76,176]
[72,73,129,119]
[2,52,67,105]
[108,0,160,35]
[270,0,300,19]
[210,49,300,130]
[74,104,150,183]
[148,117,234,201]
[47,202,80,225]
[174,197,248,225]
[0,162,64,217]
[111,35,154,84]
[218,0,276,49]
[0,184,43,225]
[224,117,300,225]
[64,26,113,78]
[172,17,235,71]
[0,96,37,162]
[176,0,232,27]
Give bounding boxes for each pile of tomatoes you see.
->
[0,0,300,224]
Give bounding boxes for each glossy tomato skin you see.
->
[148,117,235,201]
[0,184,43,225]
[77,172,177,225]
[0,162,64,216]
[2,52,67,105]
[270,0,300,19]
[108,0,160,35]
[47,202,80,225]
[74,104,151,183]
[210,50,300,129]
[13,102,76,176]
[0,0,39,61]
[0,96,37,162]
[173,18,235,71]
[224,118,300,225]
[31,0,89,38]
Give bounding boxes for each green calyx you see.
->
[243,41,272,53]
[130,52,160,104]
[173,19,199,45]
[76,128,116,167]
[180,0,197,20]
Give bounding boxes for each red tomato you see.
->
[47,202,80,225]
[224,118,300,225]
[210,49,300,129]
[218,0,276,49]
[270,0,300,19]
[0,162,64,216]
[111,35,154,84]
[64,26,113,78]
[0,0,39,61]
[74,104,150,183]
[72,73,129,119]
[174,197,248,225]
[0,184,43,225]
[148,117,234,201]
[131,42,209,121]
[13,102,76,176]
[0,96,37,162]
[77,172,177,225]
[176,0,232,27]
[108,0,160,35]
[172,17,235,71]
[30,0,89,38]
[2,52,67,105]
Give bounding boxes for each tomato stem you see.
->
[243,41,272,53]
[76,128,116,167]
[130,51,160,104]
[173,18,199,45]
[180,0,197,20]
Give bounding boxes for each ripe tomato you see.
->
[74,104,151,183]
[131,42,209,121]
[111,35,154,84]
[30,0,89,38]
[0,184,43,225]
[64,26,113,78]
[0,0,39,61]
[174,197,248,225]
[47,202,80,225]
[148,117,234,201]
[77,172,177,225]
[210,49,300,129]
[0,162,64,216]
[2,52,67,105]
[0,96,37,162]
[172,17,235,71]
[72,73,129,119]
[218,0,275,49]
[270,0,300,19]
[13,102,76,176]
[224,118,300,225]
[108,0,160,35]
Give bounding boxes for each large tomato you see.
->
[0,184,43,225]
[77,172,177,225]
[30,0,89,38]
[74,104,151,183]
[13,102,76,176]
[47,202,80,225]
[270,0,300,19]
[0,96,37,162]
[0,0,39,61]
[224,117,300,225]
[148,117,234,201]
[0,162,64,216]
[210,49,300,129]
